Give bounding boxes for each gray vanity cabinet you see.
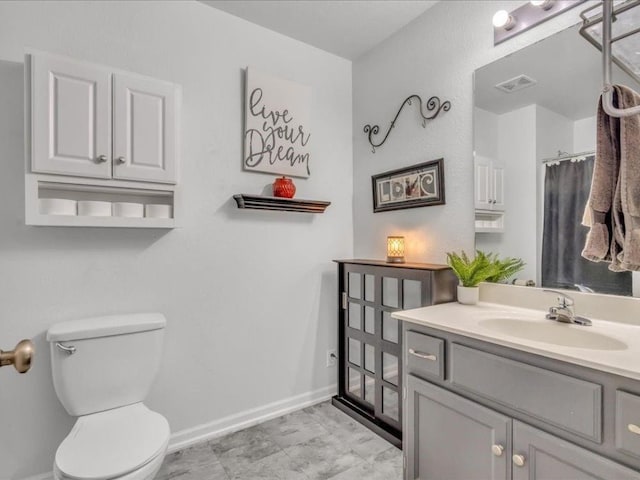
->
[512,422,640,480]
[402,322,640,479]
[405,375,510,480]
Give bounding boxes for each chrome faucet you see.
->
[543,289,592,326]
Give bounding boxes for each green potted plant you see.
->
[446,251,524,305]
[486,255,526,284]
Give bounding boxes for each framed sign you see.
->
[243,67,312,178]
[372,158,445,213]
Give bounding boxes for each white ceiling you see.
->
[201,0,438,60]
[475,23,640,121]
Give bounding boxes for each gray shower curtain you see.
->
[541,156,632,295]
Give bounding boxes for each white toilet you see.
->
[47,313,170,480]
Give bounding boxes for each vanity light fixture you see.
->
[387,236,406,264]
[494,0,587,45]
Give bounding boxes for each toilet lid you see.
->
[55,403,170,480]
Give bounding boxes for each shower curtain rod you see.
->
[542,150,595,164]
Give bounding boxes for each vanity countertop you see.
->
[393,301,640,381]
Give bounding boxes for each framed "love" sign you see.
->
[243,67,312,178]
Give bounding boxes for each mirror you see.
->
[473,22,640,297]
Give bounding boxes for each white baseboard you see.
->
[20,473,53,480]
[167,383,337,453]
[20,384,337,480]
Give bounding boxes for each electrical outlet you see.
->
[326,349,337,367]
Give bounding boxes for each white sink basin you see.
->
[478,318,627,351]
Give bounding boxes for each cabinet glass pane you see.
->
[348,273,361,299]
[364,274,375,302]
[364,306,375,334]
[382,312,399,344]
[403,279,422,309]
[382,277,399,308]
[348,368,361,398]
[348,338,361,366]
[348,303,361,330]
[382,352,399,386]
[364,375,375,405]
[364,344,375,373]
[383,386,399,421]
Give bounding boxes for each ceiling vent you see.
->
[494,74,537,93]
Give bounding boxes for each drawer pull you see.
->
[512,454,526,467]
[628,423,640,435]
[491,444,504,457]
[409,348,437,361]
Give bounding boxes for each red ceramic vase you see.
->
[273,176,296,198]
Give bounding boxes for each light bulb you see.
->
[492,10,516,30]
[530,0,554,10]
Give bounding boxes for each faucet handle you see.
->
[543,289,574,308]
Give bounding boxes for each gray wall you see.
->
[352,0,597,263]
[0,1,353,477]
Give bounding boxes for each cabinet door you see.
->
[113,73,177,183]
[492,161,505,211]
[31,53,112,178]
[474,155,492,210]
[405,375,510,480]
[512,421,640,480]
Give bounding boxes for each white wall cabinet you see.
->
[112,73,177,183]
[475,155,504,211]
[26,51,180,228]
[31,54,112,179]
[30,52,178,184]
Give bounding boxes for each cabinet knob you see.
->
[116,156,126,165]
[491,444,504,457]
[628,424,640,435]
[96,155,108,163]
[512,454,526,467]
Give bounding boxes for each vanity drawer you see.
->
[406,330,444,381]
[616,390,640,459]
[450,343,602,442]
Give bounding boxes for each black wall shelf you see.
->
[233,194,330,213]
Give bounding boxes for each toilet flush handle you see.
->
[55,343,76,355]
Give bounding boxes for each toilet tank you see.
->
[47,313,166,416]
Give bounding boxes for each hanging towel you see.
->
[582,85,640,272]
[582,90,620,264]
[617,85,640,271]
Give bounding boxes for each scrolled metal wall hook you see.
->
[364,94,451,153]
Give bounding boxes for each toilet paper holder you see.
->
[0,339,34,374]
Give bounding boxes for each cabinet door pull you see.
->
[512,454,526,467]
[628,424,640,435]
[491,444,504,457]
[409,348,436,361]
[96,155,108,163]
[116,156,126,164]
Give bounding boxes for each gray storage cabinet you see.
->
[332,259,456,447]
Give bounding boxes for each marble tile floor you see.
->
[157,401,402,480]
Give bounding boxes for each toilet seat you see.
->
[55,403,170,480]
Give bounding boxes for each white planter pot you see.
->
[457,285,479,305]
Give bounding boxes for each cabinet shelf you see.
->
[26,175,176,228]
[233,194,330,213]
[475,209,504,233]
